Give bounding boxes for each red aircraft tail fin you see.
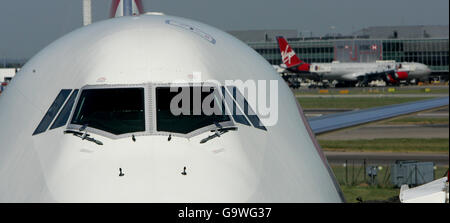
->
[134,0,145,14]
[109,0,121,18]
[276,36,310,72]
[276,36,302,68]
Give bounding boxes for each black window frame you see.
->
[49,89,79,130]
[154,84,235,136]
[67,85,148,138]
[32,89,72,135]
[61,83,267,140]
[226,86,267,131]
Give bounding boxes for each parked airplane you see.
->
[276,36,432,87]
[0,2,446,203]
[0,7,345,202]
[400,174,449,203]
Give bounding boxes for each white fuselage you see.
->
[309,61,431,82]
[0,14,343,202]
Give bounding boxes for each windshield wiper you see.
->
[200,122,238,144]
[64,124,103,145]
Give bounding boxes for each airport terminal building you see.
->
[228,25,449,81]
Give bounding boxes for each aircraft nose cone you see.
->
[420,65,432,76]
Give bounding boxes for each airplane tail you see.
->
[110,0,145,18]
[110,0,121,18]
[276,36,310,72]
[276,36,303,68]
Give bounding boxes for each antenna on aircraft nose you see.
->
[79,124,88,131]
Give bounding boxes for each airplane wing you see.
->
[308,96,449,134]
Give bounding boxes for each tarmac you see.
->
[304,95,449,167]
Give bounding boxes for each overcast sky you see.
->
[0,0,448,59]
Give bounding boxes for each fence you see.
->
[330,159,448,187]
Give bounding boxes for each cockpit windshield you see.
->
[155,86,230,134]
[70,88,145,135]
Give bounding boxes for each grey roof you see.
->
[227,29,298,43]
[354,25,449,39]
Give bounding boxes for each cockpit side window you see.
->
[50,89,79,130]
[33,89,72,135]
[156,86,231,134]
[221,86,250,126]
[70,88,145,135]
[227,86,267,131]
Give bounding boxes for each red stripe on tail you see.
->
[109,0,121,18]
[134,0,145,14]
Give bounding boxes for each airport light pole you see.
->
[82,0,92,26]
[329,26,336,38]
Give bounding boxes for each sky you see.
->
[0,0,448,59]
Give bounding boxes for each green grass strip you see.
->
[319,138,449,153]
[332,166,448,202]
[385,116,449,125]
[340,185,400,203]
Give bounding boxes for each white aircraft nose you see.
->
[418,64,432,76]
[47,135,261,202]
[412,63,431,76]
[425,66,432,75]
[44,130,343,203]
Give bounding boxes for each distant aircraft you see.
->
[399,170,449,203]
[0,1,446,203]
[276,36,431,87]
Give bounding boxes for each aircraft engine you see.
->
[395,71,408,80]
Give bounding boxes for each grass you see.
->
[384,116,449,125]
[297,97,434,109]
[340,185,400,203]
[331,165,449,202]
[296,88,449,201]
[332,164,394,186]
[332,165,449,186]
[319,138,449,153]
